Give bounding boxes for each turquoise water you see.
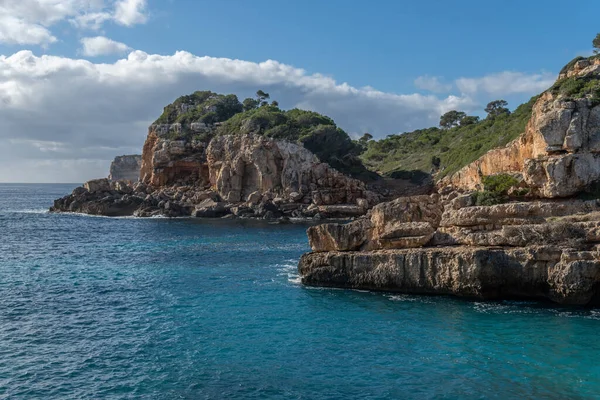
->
[1,184,599,399]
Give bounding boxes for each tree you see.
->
[256,90,270,105]
[439,110,466,129]
[485,100,510,118]
[594,33,600,54]
[359,133,373,143]
[460,115,479,126]
[243,98,259,111]
[271,100,279,107]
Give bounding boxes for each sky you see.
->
[0,0,598,183]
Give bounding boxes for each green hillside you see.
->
[361,95,539,180]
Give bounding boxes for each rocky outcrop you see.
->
[108,155,142,182]
[53,131,381,219]
[299,247,600,306]
[206,135,376,205]
[140,123,214,187]
[299,192,600,305]
[442,57,600,198]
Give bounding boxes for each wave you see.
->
[274,262,301,285]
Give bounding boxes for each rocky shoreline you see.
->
[298,195,600,306]
[51,56,600,305]
[50,177,370,220]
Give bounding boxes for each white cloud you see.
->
[414,75,452,93]
[0,0,148,46]
[70,11,112,30]
[80,36,131,56]
[455,71,556,97]
[0,14,56,45]
[0,49,477,182]
[113,0,147,26]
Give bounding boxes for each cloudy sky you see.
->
[0,0,597,182]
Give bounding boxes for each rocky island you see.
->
[298,55,600,306]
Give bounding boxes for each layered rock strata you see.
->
[299,194,600,305]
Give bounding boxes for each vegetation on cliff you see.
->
[550,72,600,105]
[155,91,243,126]
[153,90,372,179]
[218,105,372,178]
[361,96,538,180]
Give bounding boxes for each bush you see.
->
[471,191,503,206]
[482,174,519,194]
[471,174,521,206]
[154,91,242,128]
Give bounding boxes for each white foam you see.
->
[8,208,48,214]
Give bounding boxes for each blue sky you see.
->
[0,0,597,182]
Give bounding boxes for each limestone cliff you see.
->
[108,155,142,182]
[442,57,600,197]
[53,92,382,219]
[299,193,600,305]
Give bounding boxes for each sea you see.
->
[1,183,599,399]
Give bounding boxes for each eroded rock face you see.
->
[53,132,381,219]
[108,155,142,182]
[307,194,442,251]
[140,126,211,187]
[300,191,600,305]
[299,247,600,306]
[206,134,377,205]
[443,61,600,198]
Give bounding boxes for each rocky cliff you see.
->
[52,91,382,219]
[108,155,142,182]
[442,57,600,197]
[299,193,600,305]
[298,55,600,306]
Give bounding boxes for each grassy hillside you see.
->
[361,95,539,180]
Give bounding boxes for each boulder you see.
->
[192,199,229,218]
[84,178,111,193]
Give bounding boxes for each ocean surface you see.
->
[1,183,599,399]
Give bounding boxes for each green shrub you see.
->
[154,91,243,129]
[482,174,519,194]
[471,174,521,206]
[471,191,504,206]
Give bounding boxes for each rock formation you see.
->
[299,56,600,306]
[441,57,600,198]
[299,194,600,305]
[108,155,142,182]
[52,101,381,219]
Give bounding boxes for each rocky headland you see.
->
[51,92,391,219]
[298,55,600,306]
